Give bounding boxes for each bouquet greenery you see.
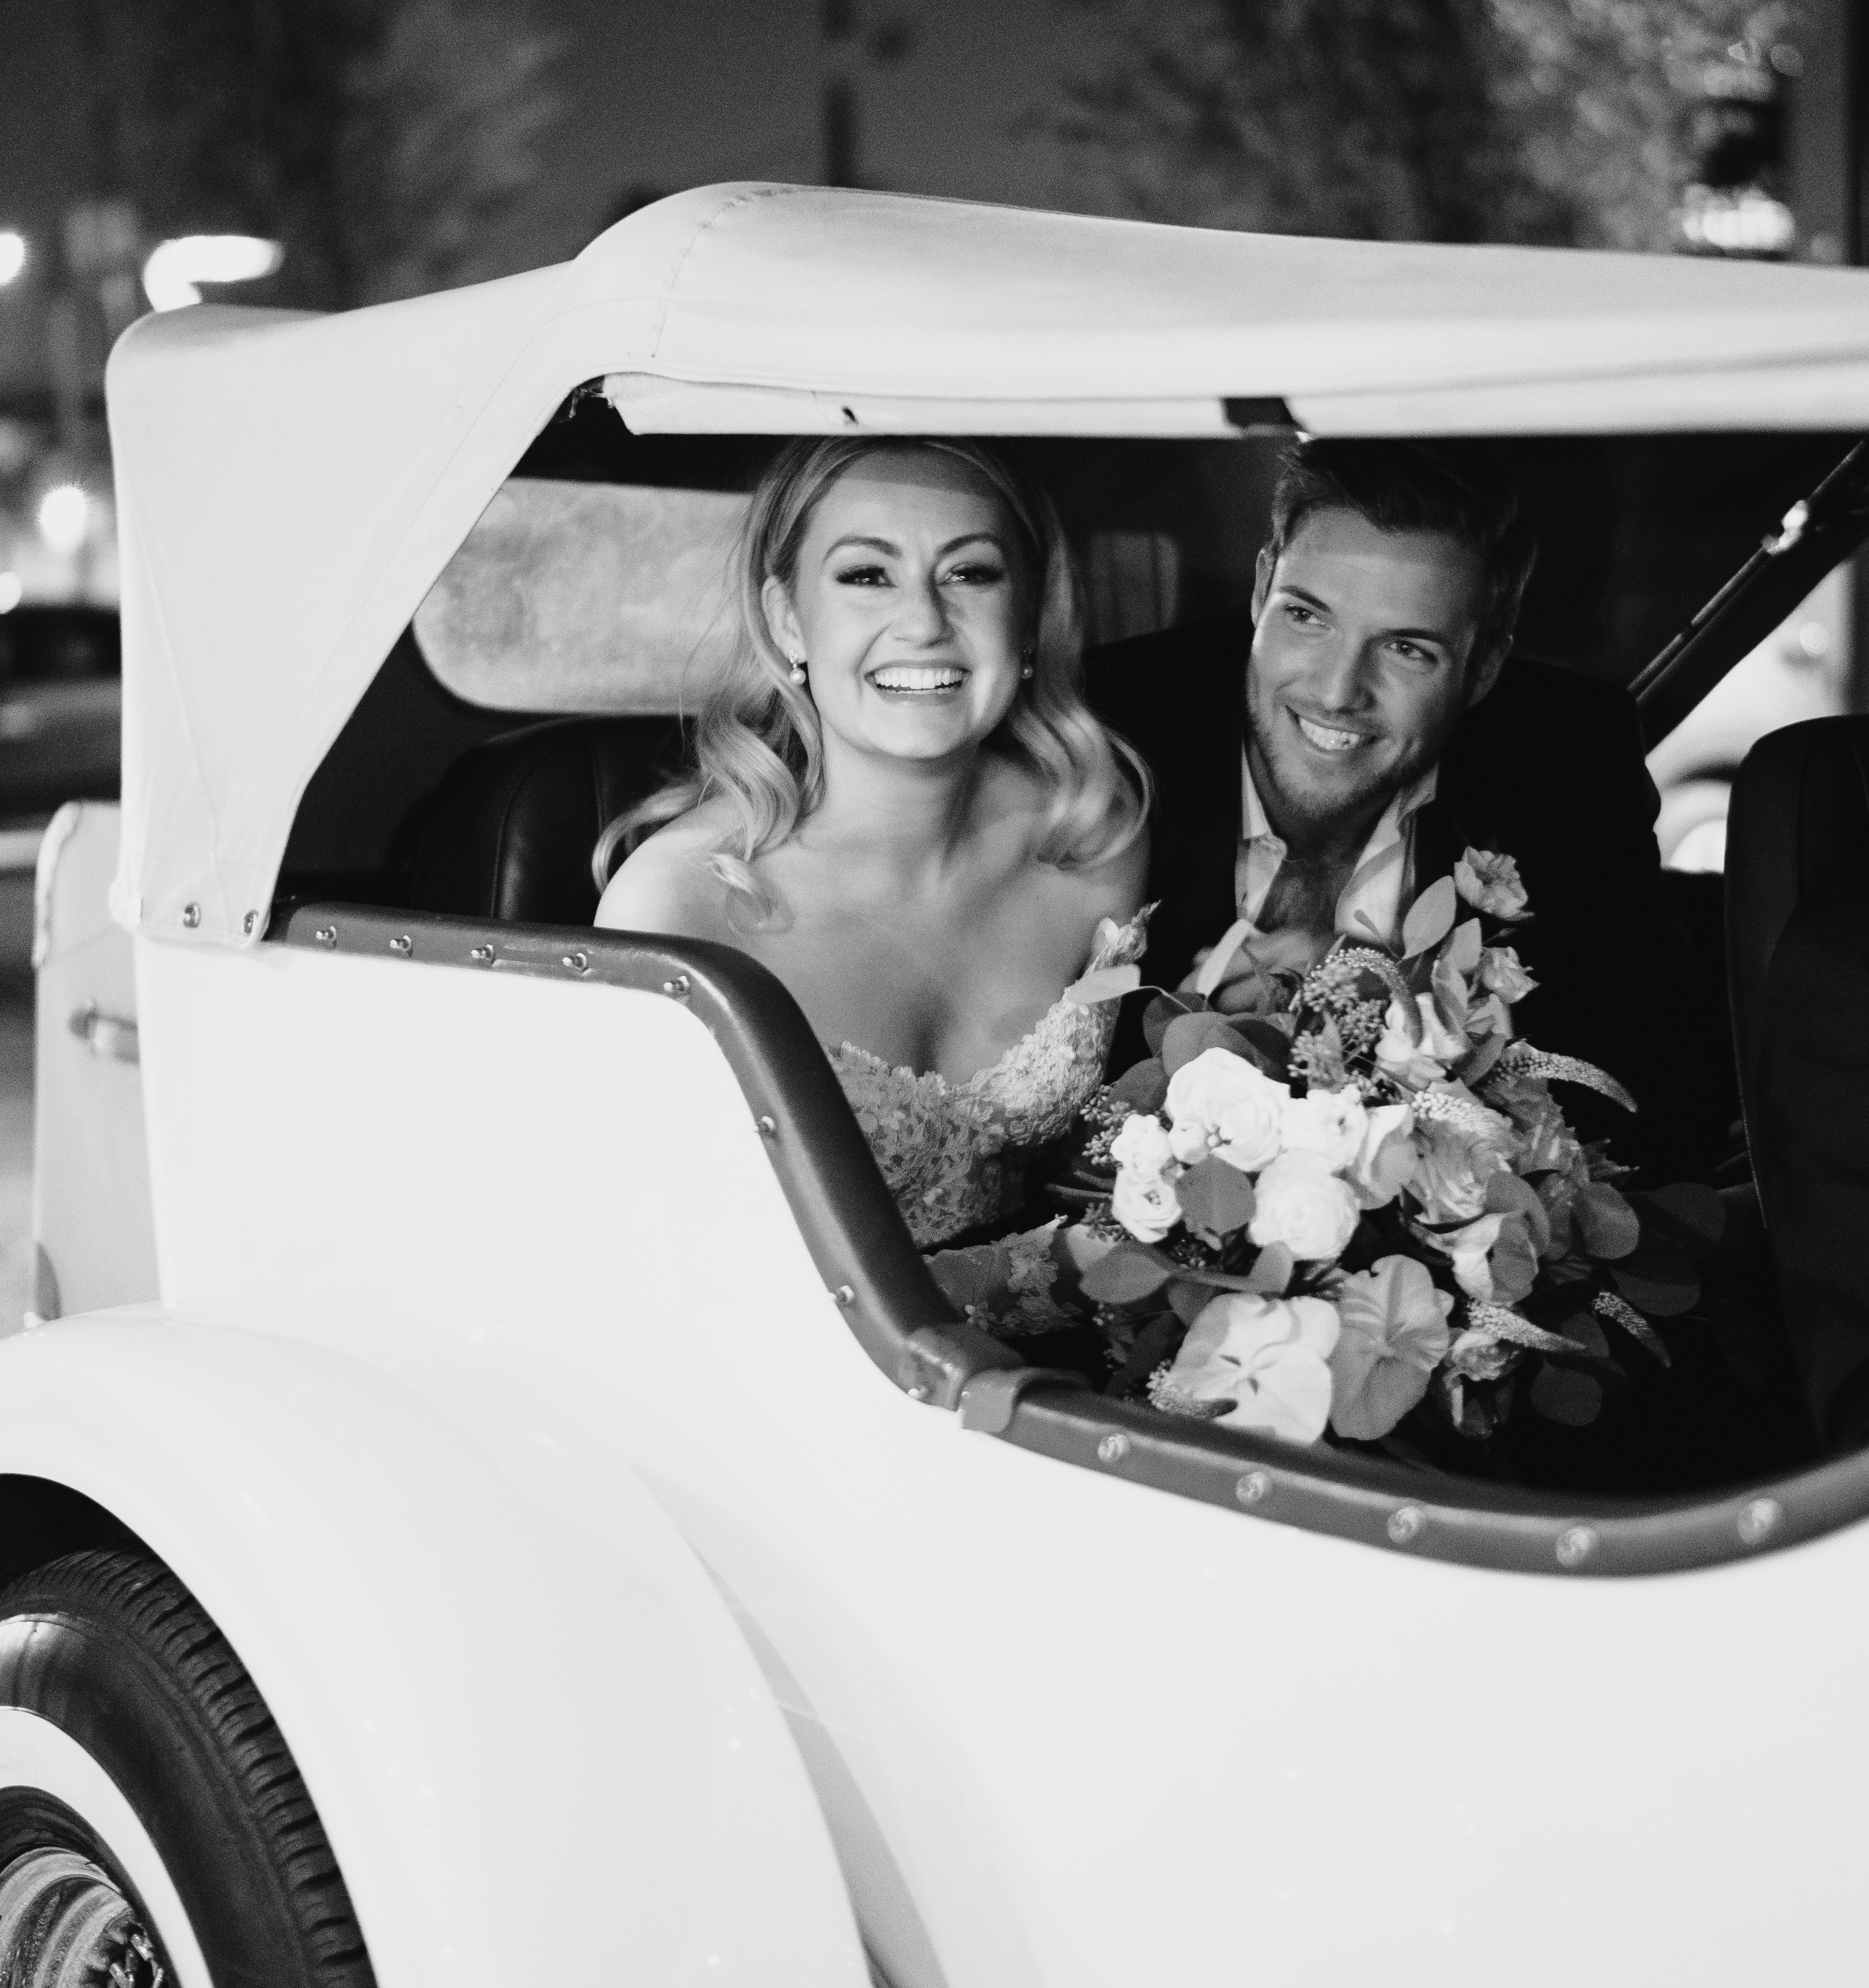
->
[937,849,1722,1454]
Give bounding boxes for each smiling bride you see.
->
[594,436,1151,1248]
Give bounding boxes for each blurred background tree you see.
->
[1043,0,1799,248]
[78,0,572,309]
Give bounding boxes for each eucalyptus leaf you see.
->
[1161,1011,1279,1077]
[1626,1182,1724,1264]
[1575,1181,1641,1261]
[1233,1016,1297,1063]
[1108,1057,1169,1113]
[1456,1029,1507,1088]
[1063,963,1142,1007]
[1106,1312,1189,1398]
[1610,1262,1700,1318]
[1443,917,1483,975]
[1529,1361,1603,1426]
[1167,1278,1217,1327]
[1080,1247,1176,1306]
[1175,1155,1257,1236]
[1402,875,1458,958]
[1244,1242,1295,1294]
[1558,1311,1611,1359]
[1143,993,1194,1056]
[1485,1170,1552,1258]
[924,1242,1010,1314]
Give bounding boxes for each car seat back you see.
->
[1726,716,1869,1448]
[408,715,688,925]
[1726,715,1869,1154]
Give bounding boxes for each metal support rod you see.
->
[1632,435,1869,746]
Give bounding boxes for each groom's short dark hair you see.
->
[1267,438,1538,668]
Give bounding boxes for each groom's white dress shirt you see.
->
[1235,748,1439,953]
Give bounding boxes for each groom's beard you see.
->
[1242,668,1441,851]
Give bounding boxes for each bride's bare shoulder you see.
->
[594,804,738,940]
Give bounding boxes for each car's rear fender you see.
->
[0,1311,869,1988]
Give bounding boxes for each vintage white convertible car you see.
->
[11,184,1869,1987]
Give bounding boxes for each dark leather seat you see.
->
[1726,716,1869,1448]
[407,715,688,925]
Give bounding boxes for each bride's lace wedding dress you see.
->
[828,910,1149,1250]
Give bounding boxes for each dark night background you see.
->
[0,0,1066,261]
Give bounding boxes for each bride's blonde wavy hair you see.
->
[592,436,1150,924]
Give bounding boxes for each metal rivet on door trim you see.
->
[1235,1470,1270,1506]
[469,943,495,964]
[1097,1432,1131,1465]
[388,934,413,956]
[181,903,201,928]
[561,951,589,972]
[662,973,691,998]
[1737,1497,1781,1547]
[832,1284,856,1307]
[755,1115,777,1138]
[314,925,337,947]
[1555,1525,1598,1570]
[1387,1505,1425,1546]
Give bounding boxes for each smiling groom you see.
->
[1090,437,1729,1187]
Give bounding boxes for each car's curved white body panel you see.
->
[111,930,1869,1988]
[0,1303,869,1988]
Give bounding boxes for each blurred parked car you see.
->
[0,605,121,824]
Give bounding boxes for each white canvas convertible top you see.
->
[108,180,1869,945]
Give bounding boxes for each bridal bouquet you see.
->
[1059,850,1721,1449]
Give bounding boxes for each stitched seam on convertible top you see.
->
[646,186,784,363]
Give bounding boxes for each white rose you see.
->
[1278,1084,1369,1171]
[1248,1150,1361,1262]
[1374,994,1466,1088]
[1477,945,1537,1005]
[1110,1112,1176,1178]
[1112,1166,1181,1243]
[1164,1048,1290,1173]
[1453,847,1530,921]
[1345,1101,1418,1210]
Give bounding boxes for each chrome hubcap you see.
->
[0,1847,164,1986]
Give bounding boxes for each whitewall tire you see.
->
[0,1550,372,1987]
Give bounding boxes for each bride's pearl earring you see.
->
[788,656,808,686]
[1020,657,1035,680]
[1020,640,1035,681]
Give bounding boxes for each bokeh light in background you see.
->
[141,235,284,313]
[0,233,24,287]
[35,486,89,557]
[0,575,21,615]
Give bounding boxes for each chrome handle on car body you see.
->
[68,1001,139,1065]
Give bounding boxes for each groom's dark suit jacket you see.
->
[1087,620,1731,1187]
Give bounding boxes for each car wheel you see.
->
[0,1547,373,1986]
